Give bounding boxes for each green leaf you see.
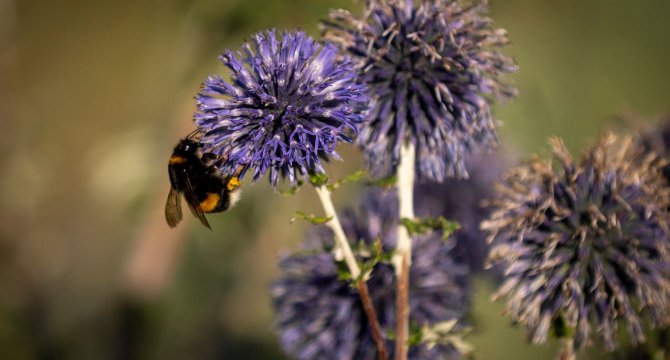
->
[389,323,434,348]
[407,323,425,347]
[327,170,367,191]
[335,260,353,282]
[278,180,304,196]
[366,174,397,189]
[336,237,395,287]
[307,170,399,190]
[355,237,385,283]
[291,211,332,225]
[307,172,330,187]
[401,216,460,240]
[421,320,474,355]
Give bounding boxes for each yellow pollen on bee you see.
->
[227,177,241,191]
[169,155,185,165]
[199,193,221,213]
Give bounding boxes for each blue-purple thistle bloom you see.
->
[482,133,670,351]
[194,30,368,187]
[323,0,517,181]
[272,190,470,359]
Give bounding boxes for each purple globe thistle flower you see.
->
[322,0,517,181]
[194,30,368,187]
[414,151,510,272]
[272,190,470,359]
[482,133,670,351]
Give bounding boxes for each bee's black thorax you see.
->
[167,139,209,191]
[166,136,240,229]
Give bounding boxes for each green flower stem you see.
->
[394,143,415,360]
[314,185,389,360]
[314,185,361,276]
[559,338,576,360]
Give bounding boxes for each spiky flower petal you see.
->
[195,30,368,187]
[482,133,670,351]
[272,190,470,359]
[323,0,517,181]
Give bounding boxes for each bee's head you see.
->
[175,139,200,155]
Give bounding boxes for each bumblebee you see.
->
[165,131,242,229]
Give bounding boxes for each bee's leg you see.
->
[228,165,249,191]
[226,176,241,191]
[232,164,246,177]
[213,156,228,168]
[223,165,247,191]
[201,153,219,166]
[203,149,232,168]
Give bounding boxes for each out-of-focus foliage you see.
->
[3,0,670,359]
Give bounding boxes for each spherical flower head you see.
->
[195,30,369,188]
[483,133,670,351]
[323,0,517,181]
[415,151,510,272]
[272,190,470,359]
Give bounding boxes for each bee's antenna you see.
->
[185,128,204,140]
[233,164,247,177]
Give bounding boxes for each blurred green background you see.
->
[3,0,670,359]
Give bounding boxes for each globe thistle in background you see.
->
[323,0,517,181]
[194,30,368,188]
[482,133,670,351]
[632,114,670,182]
[414,151,510,272]
[631,116,670,356]
[272,190,470,359]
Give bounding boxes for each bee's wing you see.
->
[165,187,183,228]
[183,176,212,230]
